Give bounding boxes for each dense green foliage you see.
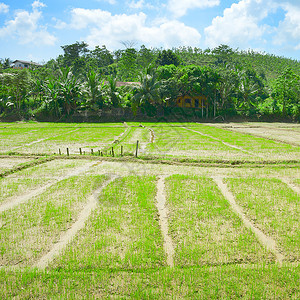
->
[1,43,300,120]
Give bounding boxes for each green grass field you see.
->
[0,121,299,298]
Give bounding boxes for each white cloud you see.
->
[274,0,300,7]
[96,0,117,4]
[68,8,201,49]
[127,0,155,10]
[204,0,274,48]
[273,3,300,49]
[32,1,46,10]
[0,1,56,46]
[140,20,201,48]
[52,17,67,29]
[70,8,112,30]
[167,0,220,18]
[128,0,145,9]
[0,3,9,14]
[204,0,300,52]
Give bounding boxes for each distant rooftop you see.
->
[12,60,42,67]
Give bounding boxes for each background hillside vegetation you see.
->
[1,43,300,121]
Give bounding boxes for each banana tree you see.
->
[106,75,121,108]
[44,78,60,117]
[83,70,105,109]
[235,67,261,116]
[57,67,82,115]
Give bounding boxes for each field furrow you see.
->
[146,125,252,160]
[0,159,93,205]
[186,123,300,160]
[18,127,127,154]
[210,122,300,146]
[214,177,284,263]
[109,126,150,155]
[155,176,175,267]
[165,175,274,267]
[226,178,300,261]
[0,175,107,267]
[35,176,115,269]
[49,175,166,271]
[0,121,298,298]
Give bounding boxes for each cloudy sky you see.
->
[1,0,300,63]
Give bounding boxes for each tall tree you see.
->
[2,69,31,113]
[61,41,89,68]
[90,45,114,68]
[0,58,12,69]
[211,44,235,66]
[273,67,300,117]
[137,45,156,69]
[117,48,138,81]
[156,49,180,66]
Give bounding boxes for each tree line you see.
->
[0,43,300,121]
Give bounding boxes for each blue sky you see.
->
[1,0,300,63]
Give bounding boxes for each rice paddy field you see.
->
[0,121,299,299]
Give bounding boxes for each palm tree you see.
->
[106,75,120,108]
[217,67,239,113]
[84,70,105,109]
[236,67,260,115]
[132,67,161,108]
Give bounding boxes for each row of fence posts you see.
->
[58,140,139,158]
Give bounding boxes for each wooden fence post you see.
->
[79,148,82,155]
[121,145,123,157]
[66,148,69,156]
[135,140,139,157]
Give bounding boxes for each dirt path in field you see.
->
[0,161,97,214]
[35,176,116,269]
[155,176,175,267]
[114,127,130,143]
[138,127,156,154]
[280,178,300,195]
[11,128,81,151]
[213,177,285,264]
[149,128,155,143]
[138,127,155,154]
[181,126,261,158]
[104,127,130,152]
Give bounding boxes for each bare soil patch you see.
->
[155,176,175,267]
[0,157,33,173]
